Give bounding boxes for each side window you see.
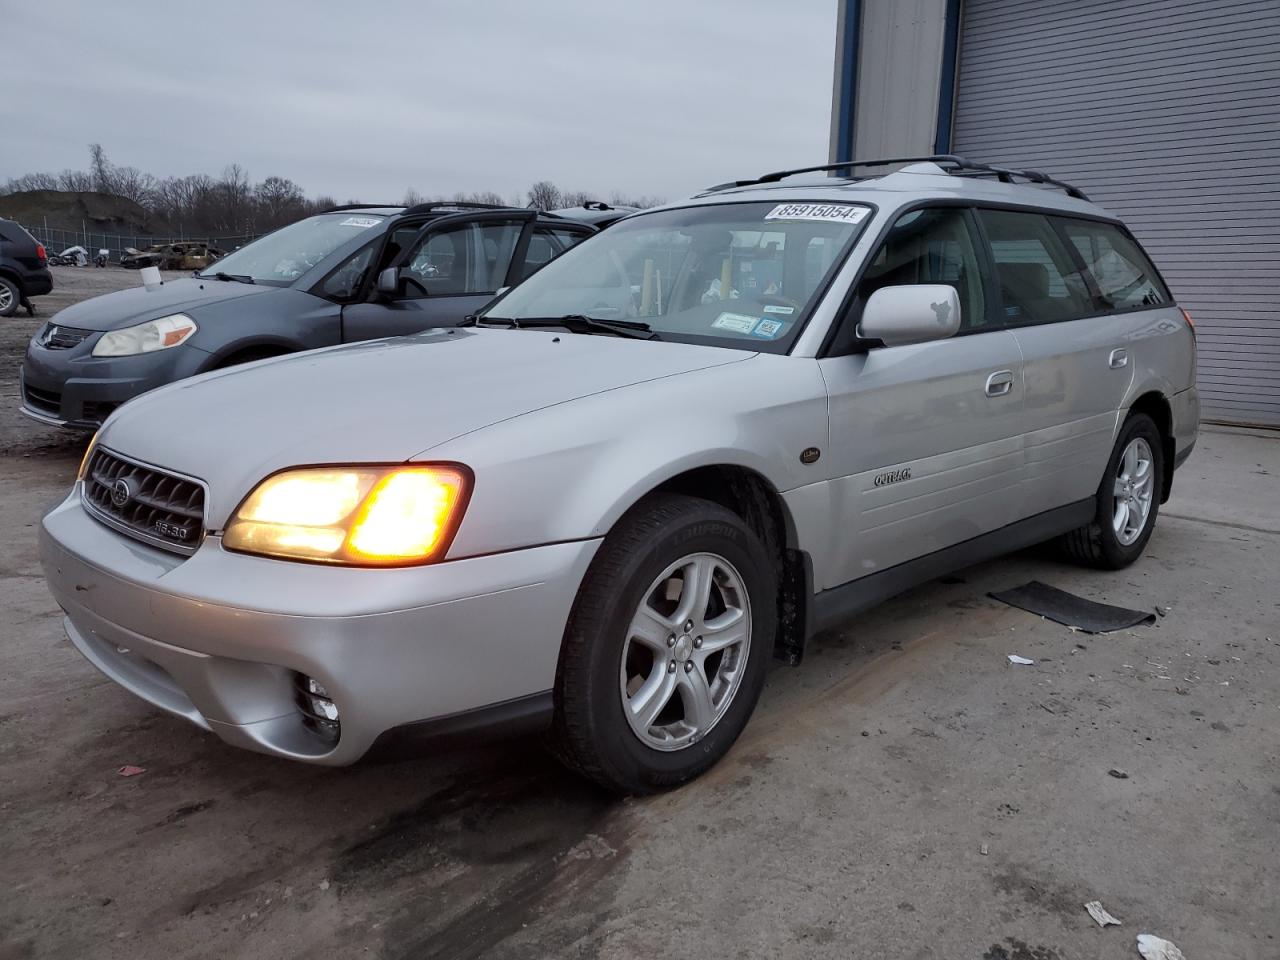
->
[400,219,524,297]
[857,207,988,332]
[321,241,377,301]
[518,229,559,281]
[1056,218,1170,311]
[978,209,1094,325]
[518,227,591,282]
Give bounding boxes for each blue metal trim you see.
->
[933,0,963,154]
[834,0,861,165]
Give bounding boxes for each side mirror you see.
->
[376,266,401,297]
[858,284,961,346]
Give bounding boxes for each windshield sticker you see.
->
[764,203,869,225]
[339,216,381,228]
[711,312,760,334]
[761,304,795,315]
[751,318,785,339]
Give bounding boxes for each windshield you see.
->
[198,212,388,284]
[486,200,872,351]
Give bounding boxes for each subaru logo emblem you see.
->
[110,478,133,508]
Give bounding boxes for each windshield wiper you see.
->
[208,271,255,284]
[466,314,660,340]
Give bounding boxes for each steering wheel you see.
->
[402,275,430,297]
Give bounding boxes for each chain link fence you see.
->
[21,224,260,263]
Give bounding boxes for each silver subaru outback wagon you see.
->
[39,157,1198,793]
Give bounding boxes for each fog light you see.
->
[294,673,340,741]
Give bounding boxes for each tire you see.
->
[0,276,20,318]
[1059,412,1164,569]
[551,493,776,794]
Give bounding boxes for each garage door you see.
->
[951,0,1280,426]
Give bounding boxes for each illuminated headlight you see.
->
[92,314,198,357]
[222,464,471,566]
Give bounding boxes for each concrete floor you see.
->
[1,426,1276,960]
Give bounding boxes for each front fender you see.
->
[430,353,830,560]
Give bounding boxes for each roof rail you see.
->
[702,154,1090,201]
[400,200,516,216]
[321,203,403,213]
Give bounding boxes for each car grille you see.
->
[39,323,93,349]
[23,382,61,415]
[81,448,207,555]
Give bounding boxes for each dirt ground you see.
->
[0,277,1277,959]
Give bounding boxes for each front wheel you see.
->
[1059,412,1164,569]
[551,494,776,794]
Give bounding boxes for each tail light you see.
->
[1179,307,1194,333]
[36,243,47,263]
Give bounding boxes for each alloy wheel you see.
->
[1113,436,1155,546]
[619,552,752,751]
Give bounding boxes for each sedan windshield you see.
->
[198,213,388,284]
[486,200,872,351]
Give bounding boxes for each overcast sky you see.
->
[4,1,838,204]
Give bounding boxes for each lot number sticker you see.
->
[711,312,760,334]
[764,203,870,225]
[340,217,382,228]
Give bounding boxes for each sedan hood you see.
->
[50,277,278,332]
[98,329,749,526]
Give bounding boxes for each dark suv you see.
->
[20,202,595,428]
[0,218,53,317]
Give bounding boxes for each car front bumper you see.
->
[39,489,600,765]
[20,343,211,429]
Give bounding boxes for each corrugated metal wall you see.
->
[951,0,1280,426]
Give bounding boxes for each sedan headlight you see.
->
[222,465,471,566]
[92,314,198,357]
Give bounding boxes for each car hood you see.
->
[98,328,750,526]
[50,277,280,331]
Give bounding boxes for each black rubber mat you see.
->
[989,580,1157,634]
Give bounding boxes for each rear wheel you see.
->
[1060,412,1163,569]
[551,494,775,794]
[0,276,20,317]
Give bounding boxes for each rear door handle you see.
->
[985,370,1015,397]
[1109,348,1129,369]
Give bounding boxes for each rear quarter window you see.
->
[1054,218,1171,311]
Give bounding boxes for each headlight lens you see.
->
[222,465,470,565]
[92,314,198,357]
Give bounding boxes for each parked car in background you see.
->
[0,217,53,317]
[550,200,638,228]
[38,157,1198,793]
[20,202,596,428]
[121,242,227,271]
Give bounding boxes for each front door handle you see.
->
[985,370,1015,397]
[1109,348,1129,369]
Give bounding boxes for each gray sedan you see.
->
[20,203,595,428]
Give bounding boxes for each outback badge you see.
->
[874,467,912,487]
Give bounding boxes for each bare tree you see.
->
[403,188,425,206]
[526,180,562,211]
[255,176,306,227]
[89,143,112,193]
